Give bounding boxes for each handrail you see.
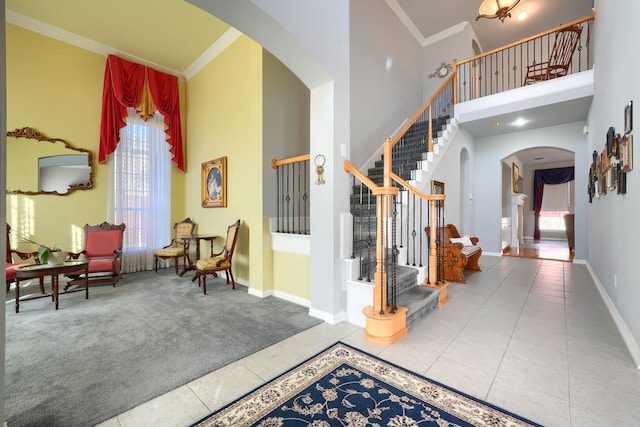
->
[457,12,595,67]
[390,172,445,202]
[389,72,456,150]
[344,160,398,196]
[454,12,594,102]
[271,154,310,169]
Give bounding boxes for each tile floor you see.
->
[97,255,640,427]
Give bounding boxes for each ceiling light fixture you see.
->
[476,0,522,22]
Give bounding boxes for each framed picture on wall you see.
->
[431,180,445,194]
[512,163,520,193]
[201,156,227,208]
[625,100,633,135]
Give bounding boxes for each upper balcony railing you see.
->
[455,13,594,103]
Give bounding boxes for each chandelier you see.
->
[476,0,522,22]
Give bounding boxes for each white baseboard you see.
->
[586,262,640,369]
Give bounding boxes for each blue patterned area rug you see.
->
[191,342,542,427]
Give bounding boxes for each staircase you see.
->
[347,117,454,328]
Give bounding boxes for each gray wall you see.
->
[429,128,476,233]
[587,0,640,361]
[262,50,310,218]
[472,122,588,257]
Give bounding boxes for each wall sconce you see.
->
[476,0,521,22]
[314,154,326,185]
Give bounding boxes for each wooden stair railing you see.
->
[454,12,594,102]
[345,135,447,344]
[271,154,311,234]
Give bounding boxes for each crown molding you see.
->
[6,9,183,79]
[183,28,242,81]
[385,0,468,47]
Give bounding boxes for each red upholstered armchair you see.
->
[6,223,39,293]
[66,222,126,287]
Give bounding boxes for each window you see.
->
[108,108,171,273]
[539,182,571,231]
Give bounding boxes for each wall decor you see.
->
[6,126,93,195]
[431,180,445,194]
[427,62,453,79]
[617,165,627,194]
[625,100,633,135]
[201,156,227,208]
[511,163,519,193]
[620,134,633,172]
[606,126,615,157]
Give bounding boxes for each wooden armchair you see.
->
[5,223,39,293]
[153,218,196,275]
[425,224,481,284]
[66,222,126,287]
[195,219,240,295]
[524,25,582,85]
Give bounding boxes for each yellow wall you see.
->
[273,251,311,299]
[5,24,185,253]
[6,24,311,301]
[185,36,263,287]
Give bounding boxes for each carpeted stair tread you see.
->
[396,285,440,329]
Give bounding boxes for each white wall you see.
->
[349,0,424,168]
[422,24,477,103]
[587,0,640,365]
[472,122,588,257]
[429,128,475,232]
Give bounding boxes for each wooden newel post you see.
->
[428,199,438,284]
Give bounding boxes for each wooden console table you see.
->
[14,261,89,313]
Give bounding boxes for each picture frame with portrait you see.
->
[201,156,227,208]
[512,163,520,193]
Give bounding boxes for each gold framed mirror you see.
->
[6,127,93,195]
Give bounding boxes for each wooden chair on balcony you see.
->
[153,218,197,275]
[66,222,126,288]
[194,219,240,295]
[5,223,39,293]
[524,25,582,85]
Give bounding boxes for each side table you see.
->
[14,261,89,313]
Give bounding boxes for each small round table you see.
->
[177,234,217,279]
[14,261,89,313]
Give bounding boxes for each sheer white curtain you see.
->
[108,108,171,273]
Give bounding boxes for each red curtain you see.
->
[99,54,185,171]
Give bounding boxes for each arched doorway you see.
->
[502,147,575,262]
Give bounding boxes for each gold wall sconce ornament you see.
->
[428,62,453,79]
[314,154,326,185]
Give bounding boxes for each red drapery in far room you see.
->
[99,54,185,171]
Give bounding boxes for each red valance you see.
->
[99,54,184,171]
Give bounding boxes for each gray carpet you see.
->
[4,269,322,427]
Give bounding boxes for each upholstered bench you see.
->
[425,224,482,284]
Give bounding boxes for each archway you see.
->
[502,147,575,261]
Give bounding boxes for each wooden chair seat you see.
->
[195,219,240,295]
[154,218,196,275]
